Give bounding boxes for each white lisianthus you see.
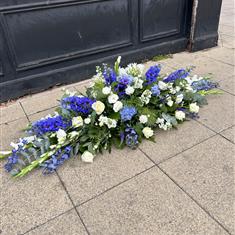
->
[56,129,67,144]
[175,110,185,121]
[140,89,152,104]
[125,86,135,95]
[10,142,19,150]
[139,115,148,124]
[69,131,80,139]
[23,136,35,143]
[108,93,119,104]
[189,103,200,113]
[133,77,144,89]
[72,116,83,128]
[92,101,105,115]
[167,99,174,107]
[142,127,154,139]
[84,117,91,124]
[158,81,168,90]
[65,89,76,97]
[175,86,181,92]
[81,151,94,163]
[98,115,107,127]
[113,101,123,112]
[175,94,184,104]
[102,86,111,95]
[106,118,117,129]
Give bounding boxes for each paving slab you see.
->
[221,35,235,49]
[139,120,215,164]
[57,148,154,205]
[0,117,29,150]
[78,167,228,235]
[20,88,64,115]
[160,135,235,234]
[0,102,26,124]
[219,25,235,37]
[220,126,235,143]
[0,162,73,235]
[198,92,234,132]
[28,107,57,123]
[26,209,87,235]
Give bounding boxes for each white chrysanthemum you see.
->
[56,129,67,144]
[158,81,168,90]
[175,110,185,121]
[92,101,105,115]
[84,117,91,124]
[189,103,200,113]
[125,86,135,95]
[113,101,123,112]
[72,116,83,128]
[139,115,148,124]
[175,94,184,104]
[81,151,94,163]
[102,86,111,95]
[142,127,154,138]
[108,93,119,104]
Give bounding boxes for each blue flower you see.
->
[145,65,161,85]
[151,85,160,96]
[114,75,133,97]
[103,68,117,85]
[192,79,218,91]
[164,69,189,83]
[61,96,95,116]
[125,126,139,148]
[31,115,71,136]
[41,146,73,174]
[120,106,137,122]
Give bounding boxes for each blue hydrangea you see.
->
[120,106,137,121]
[41,146,72,174]
[151,84,161,96]
[164,69,189,83]
[31,115,71,136]
[125,126,139,149]
[145,65,161,85]
[103,68,117,85]
[192,79,218,91]
[61,96,95,116]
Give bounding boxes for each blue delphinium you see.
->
[115,75,133,96]
[41,146,72,174]
[103,68,117,85]
[151,84,161,96]
[61,96,95,116]
[125,126,139,149]
[164,69,189,83]
[192,79,218,91]
[31,115,71,136]
[120,106,137,122]
[145,65,161,85]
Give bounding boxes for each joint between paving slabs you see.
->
[139,147,232,235]
[55,171,91,235]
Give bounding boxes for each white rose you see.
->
[102,86,111,95]
[139,115,148,124]
[108,93,119,104]
[142,127,154,139]
[125,86,135,95]
[113,101,123,112]
[158,81,168,90]
[56,129,67,144]
[175,110,186,121]
[92,101,105,115]
[81,151,94,163]
[167,99,174,107]
[190,103,200,113]
[176,94,184,104]
[84,117,91,124]
[72,116,83,128]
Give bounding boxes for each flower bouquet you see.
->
[0,57,220,177]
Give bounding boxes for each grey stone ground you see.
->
[0,1,234,234]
